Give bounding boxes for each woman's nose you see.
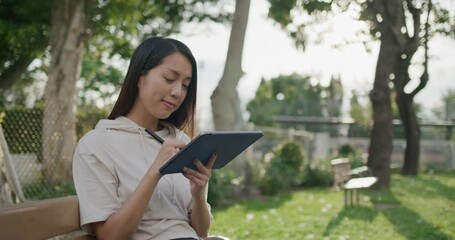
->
[170,83,182,98]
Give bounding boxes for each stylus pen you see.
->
[145,128,164,144]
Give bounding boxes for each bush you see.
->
[302,164,333,187]
[76,105,110,139]
[337,143,364,168]
[256,141,306,195]
[208,168,236,207]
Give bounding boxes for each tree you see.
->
[267,0,454,188]
[41,0,89,183]
[78,53,124,107]
[0,0,51,90]
[247,73,343,133]
[210,0,251,195]
[432,89,455,122]
[211,0,251,131]
[326,75,343,119]
[432,89,455,140]
[387,0,428,175]
[349,89,371,137]
[2,0,232,184]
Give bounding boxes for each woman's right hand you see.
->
[150,139,186,175]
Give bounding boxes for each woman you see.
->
[73,37,216,240]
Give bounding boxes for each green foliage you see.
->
[76,105,110,140]
[337,143,364,168]
[78,54,124,107]
[86,0,232,59]
[268,0,295,26]
[302,164,333,187]
[300,155,333,188]
[349,89,371,137]
[432,88,455,122]
[208,168,236,207]
[256,141,306,195]
[247,74,343,132]
[267,0,336,49]
[267,0,455,51]
[0,0,51,87]
[338,144,355,157]
[1,0,232,103]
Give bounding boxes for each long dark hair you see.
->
[108,37,197,136]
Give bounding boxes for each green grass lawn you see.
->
[209,171,455,240]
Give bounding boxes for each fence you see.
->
[0,105,96,207]
[251,126,455,170]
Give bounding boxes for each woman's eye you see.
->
[164,77,174,82]
[182,84,189,90]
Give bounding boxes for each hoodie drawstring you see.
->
[139,128,162,199]
[138,128,149,166]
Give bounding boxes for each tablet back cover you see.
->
[159,131,263,175]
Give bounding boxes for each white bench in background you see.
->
[330,158,378,207]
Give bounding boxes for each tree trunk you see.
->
[210,0,250,131]
[210,0,252,195]
[392,0,426,175]
[42,0,88,184]
[368,43,395,189]
[396,92,420,175]
[394,45,421,176]
[367,0,405,189]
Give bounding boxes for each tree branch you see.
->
[410,0,431,98]
[0,57,34,90]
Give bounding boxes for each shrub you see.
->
[256,141,306,195]
[208,168,236,207]
[337,143,364,168]
[76,105,110,139]
[302,164,333,187]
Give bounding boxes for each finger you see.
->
[163,146,179,158]
[183,167,208,184]
[193,159,211,176]
[205,153,217,169]
[163,139,186,149]
[183,172,205,186]
[183,165,203,177]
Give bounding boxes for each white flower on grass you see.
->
[268,208,277,214]
[321,203,332,212]
[246,213,254,221]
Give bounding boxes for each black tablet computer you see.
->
[159,131,263,175]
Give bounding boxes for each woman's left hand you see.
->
[183,153,217,198]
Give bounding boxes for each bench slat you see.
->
[344,176,378,189]
[0,196,84,240]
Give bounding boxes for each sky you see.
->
[173,0,455,130]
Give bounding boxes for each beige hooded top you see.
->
[73,116,208,240]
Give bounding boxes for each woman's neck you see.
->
[125,112,160,131]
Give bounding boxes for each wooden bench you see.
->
[0,195,91,240]
[330,158,378,207]
[0,195,230,240]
